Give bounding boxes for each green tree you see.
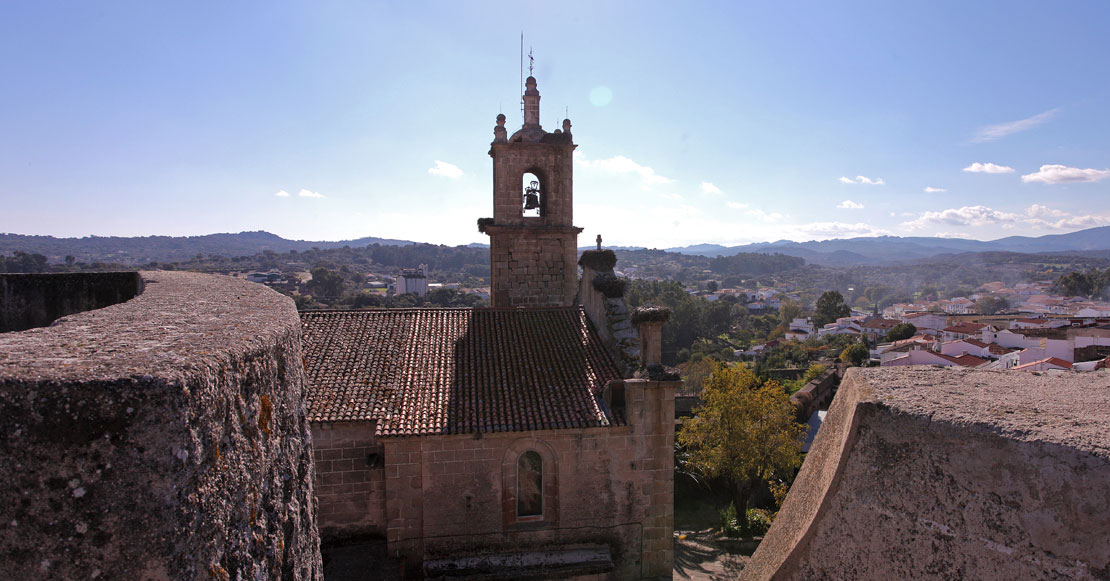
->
[884,323,917,342]
[778,298,801,326]
[678,363,805,514]
[840,342,869,366]
[973,295,1010,315]
[814,290,850,328]
[706,280,718,292]
[306,266,347,299]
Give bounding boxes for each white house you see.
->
[883,349,989,368]
[396,264,429,296]
[900,312,946,335]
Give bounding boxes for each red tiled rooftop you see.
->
[943,322,987,334]
[862,318,900,330]
[1013,357,1073,370]
[934,352,990,367]
[300,307,622,436]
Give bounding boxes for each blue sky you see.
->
[2,1,1108,248]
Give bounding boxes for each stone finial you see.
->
[493,113,507,143]
[563,118,572,134]
[596,234,602,250]
[523,76,541,126]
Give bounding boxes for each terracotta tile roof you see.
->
[958,338,990,348]
[300,307,622,436]
[934,352,990,367]
[1014,357,1073,370]
[942,322,987,334]
[988,344,1016,355]
[862,318,900,330]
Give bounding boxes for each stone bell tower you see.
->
[479,75,582,307]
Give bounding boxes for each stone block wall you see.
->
[0,271,321,580]
[0,271,143,332]
[487,225,579,307]
[374,379,676,579]
[311,422,386,540]
[745,367,1110,581]
[578,261,641,375]
[489,142,575,226]
[787,367,838,421]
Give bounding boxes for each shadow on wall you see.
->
[0,271,143,332]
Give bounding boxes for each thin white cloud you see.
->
[1024,204,1110,230]
[1026,204,1067,219]
[839,175,885,185]
[576,154,674,188]
[963,162,1015,174]
[923,187,946,193]
[902,205,1018,230]
[1027,215,1110,230]
[745,208,784,222]
[837,200,864,209]
[428,160,464,179]
[658,193,683,201]
[298,189,325,198]
[972,108,1059,142]
[700,181,722,194]
[727,201,749,210]
[274,189,290,197]
[796,222,891,238]
[1021,164,1110,184]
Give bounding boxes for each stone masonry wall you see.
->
[0,271,322,580]
[745,367,1110,581]
[311,421,386,540]
[578,262,641,376]
[489,142,574,227]
[382,379,676,579]
[488,226,579,307]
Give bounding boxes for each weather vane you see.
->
[528,48,534,76]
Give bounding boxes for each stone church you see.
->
[302,75,678,579]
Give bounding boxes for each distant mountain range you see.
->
[0,231,414,265]
[663,226,1110,266]
[4,226,1110,267]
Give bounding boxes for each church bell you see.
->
[523,180,541,210]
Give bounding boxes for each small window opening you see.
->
[522,173,542,218]
[517,451,543,517]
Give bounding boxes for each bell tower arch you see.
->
[480,75,582,307]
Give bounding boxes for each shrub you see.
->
[591,273,629,298]
[719,502,742,537]
[719,503,773,537]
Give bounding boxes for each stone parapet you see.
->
[0,271,321,580]
[745,367,1110,580]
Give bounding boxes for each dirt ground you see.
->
[672,478,760,580]
[673,529,752,580]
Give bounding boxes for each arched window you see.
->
[517,451,543,517]
[522,172,542,218]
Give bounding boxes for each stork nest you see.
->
[578,249,618,271]
[631,306,673,325]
